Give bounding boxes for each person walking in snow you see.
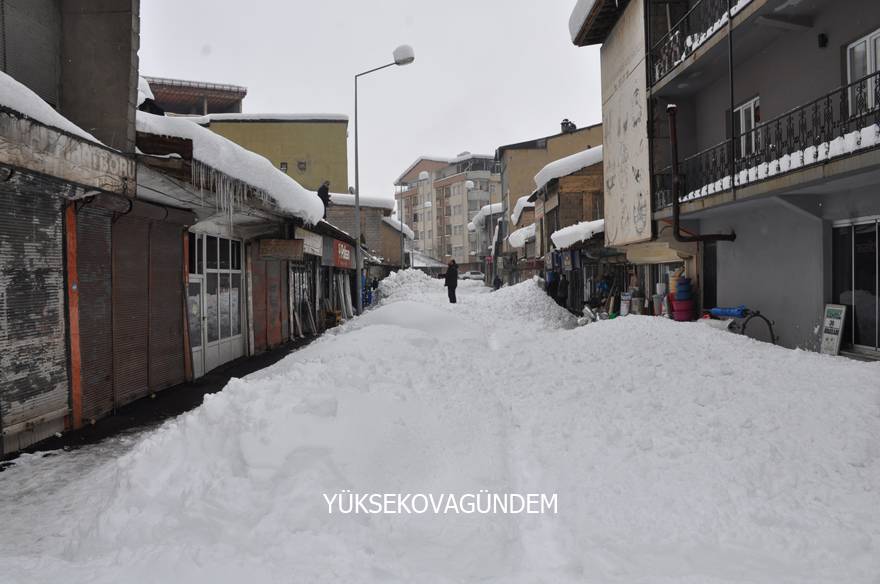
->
[444,260,459,304]
[317,180,331,218]
[493,274,502,291]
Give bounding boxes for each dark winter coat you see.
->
[317,184,330,216]
[444,264,459,288]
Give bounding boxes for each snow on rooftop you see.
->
[136,111,324,224]
[0,70,100,143]
[510,196,535,226]
[470,202,503,230]
[507,223,536,249]
[330,192,394,211]
[569,0,598,42]
[189,113,349,124]
[534,145,603,191]
[550,219,605,250]
[382,216,415,240]
[137,76,154,108]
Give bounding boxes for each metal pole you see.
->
[354,74,363,314]
[399,191,405,270]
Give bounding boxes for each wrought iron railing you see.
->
[653,69,880,210]
[650,0,731,86]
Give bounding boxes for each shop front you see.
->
[321,236,356,325]
[291,227,322,337]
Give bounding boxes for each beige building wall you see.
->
[499,124,603,255]
[205,119,349,192]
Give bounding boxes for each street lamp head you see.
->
[393,45,415,66]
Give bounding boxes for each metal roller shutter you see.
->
[0,171,68,452]
[1,0,61,108]
[112,215,149,407]
[77,206,114,421]
[149,221,185,391]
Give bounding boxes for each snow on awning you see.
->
[330,192,395,211]
[136,111,324,224]
[382,216,415,240]
[569,0,598,43]
[550,219,605,250]
[510,195,535,226]
[471,202,503,230]
[508,223,536,249]
[0,70,100,143]
[533,145,603,192]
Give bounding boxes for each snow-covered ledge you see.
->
[550,219,605,250]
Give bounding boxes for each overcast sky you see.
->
[140,0,602,200]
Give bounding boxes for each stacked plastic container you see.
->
[670,277,696,321]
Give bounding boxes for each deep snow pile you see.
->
[0,278,879,584]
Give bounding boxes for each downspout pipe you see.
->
[667,104,736,243]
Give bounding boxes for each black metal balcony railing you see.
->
[651,0,734,86]
[653,70,880,210]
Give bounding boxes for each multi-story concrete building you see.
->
[394,153,501,271]
[494,121,603,281]
[571,0,880,353]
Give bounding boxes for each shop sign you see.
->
[332,240,354,269]
[295,227,323,256]
[562,251,573,271]
[820,304,846,355]
[259,238,303,261]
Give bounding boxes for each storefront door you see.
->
[188,233,245,376]
[833,219,879,352]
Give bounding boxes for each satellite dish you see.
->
[418,171,430,181]
[465,180,475,190]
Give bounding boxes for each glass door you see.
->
[833,220,879,352]
[187,278,205,378]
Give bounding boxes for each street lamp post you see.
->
[354,44,415,314]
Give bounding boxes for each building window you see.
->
[280,162,288,174]
[453,205,462,216]
[734,96,760,158]
[847,28,880,110]
[445,225,452,236]
[446,244,452,255]
[453,225,463,235]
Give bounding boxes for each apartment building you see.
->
[394,153,501,271]
[495,121,603,281]
[571,0,880,353]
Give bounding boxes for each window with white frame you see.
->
[847,27,880,111]
[734,96,760,158]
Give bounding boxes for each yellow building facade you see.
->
[199,114,349,192]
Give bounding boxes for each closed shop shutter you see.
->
[112,215,150,407]
[149,221,185,391]
[0,171,68,452]
[77,206,114,421]
[250,244,268,354]
[266,259,282,348]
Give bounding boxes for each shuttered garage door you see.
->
[77,206,114,421]
[112,215,150,406]
[0,172,68,452]
[149,221,184,391]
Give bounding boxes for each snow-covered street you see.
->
[1,272,879,583]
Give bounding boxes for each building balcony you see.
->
[653,69,880,214]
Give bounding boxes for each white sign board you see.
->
[295,227,323,257]
[820,304,847,355]
[600,0,651,247]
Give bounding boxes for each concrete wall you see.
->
[379,223,404,266]
[60,0,139,153]
[690,0,880,155]
[699,197,827,349]
[208,120,349,191]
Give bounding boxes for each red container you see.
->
[673,310,695,322]
[672,299,695,312]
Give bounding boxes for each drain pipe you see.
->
[667,104,736,243]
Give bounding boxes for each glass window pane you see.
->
[219,273,231,339]
[853,223,877,347]
[232,241,241,270]
[187,282,202,348]
[206,273,219,342]
[231,274,241,336]
[206,236,218,270]
[188,233,196,274]
[197,235,204,274]
[220,238,230,270]
[850,40,868,82]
